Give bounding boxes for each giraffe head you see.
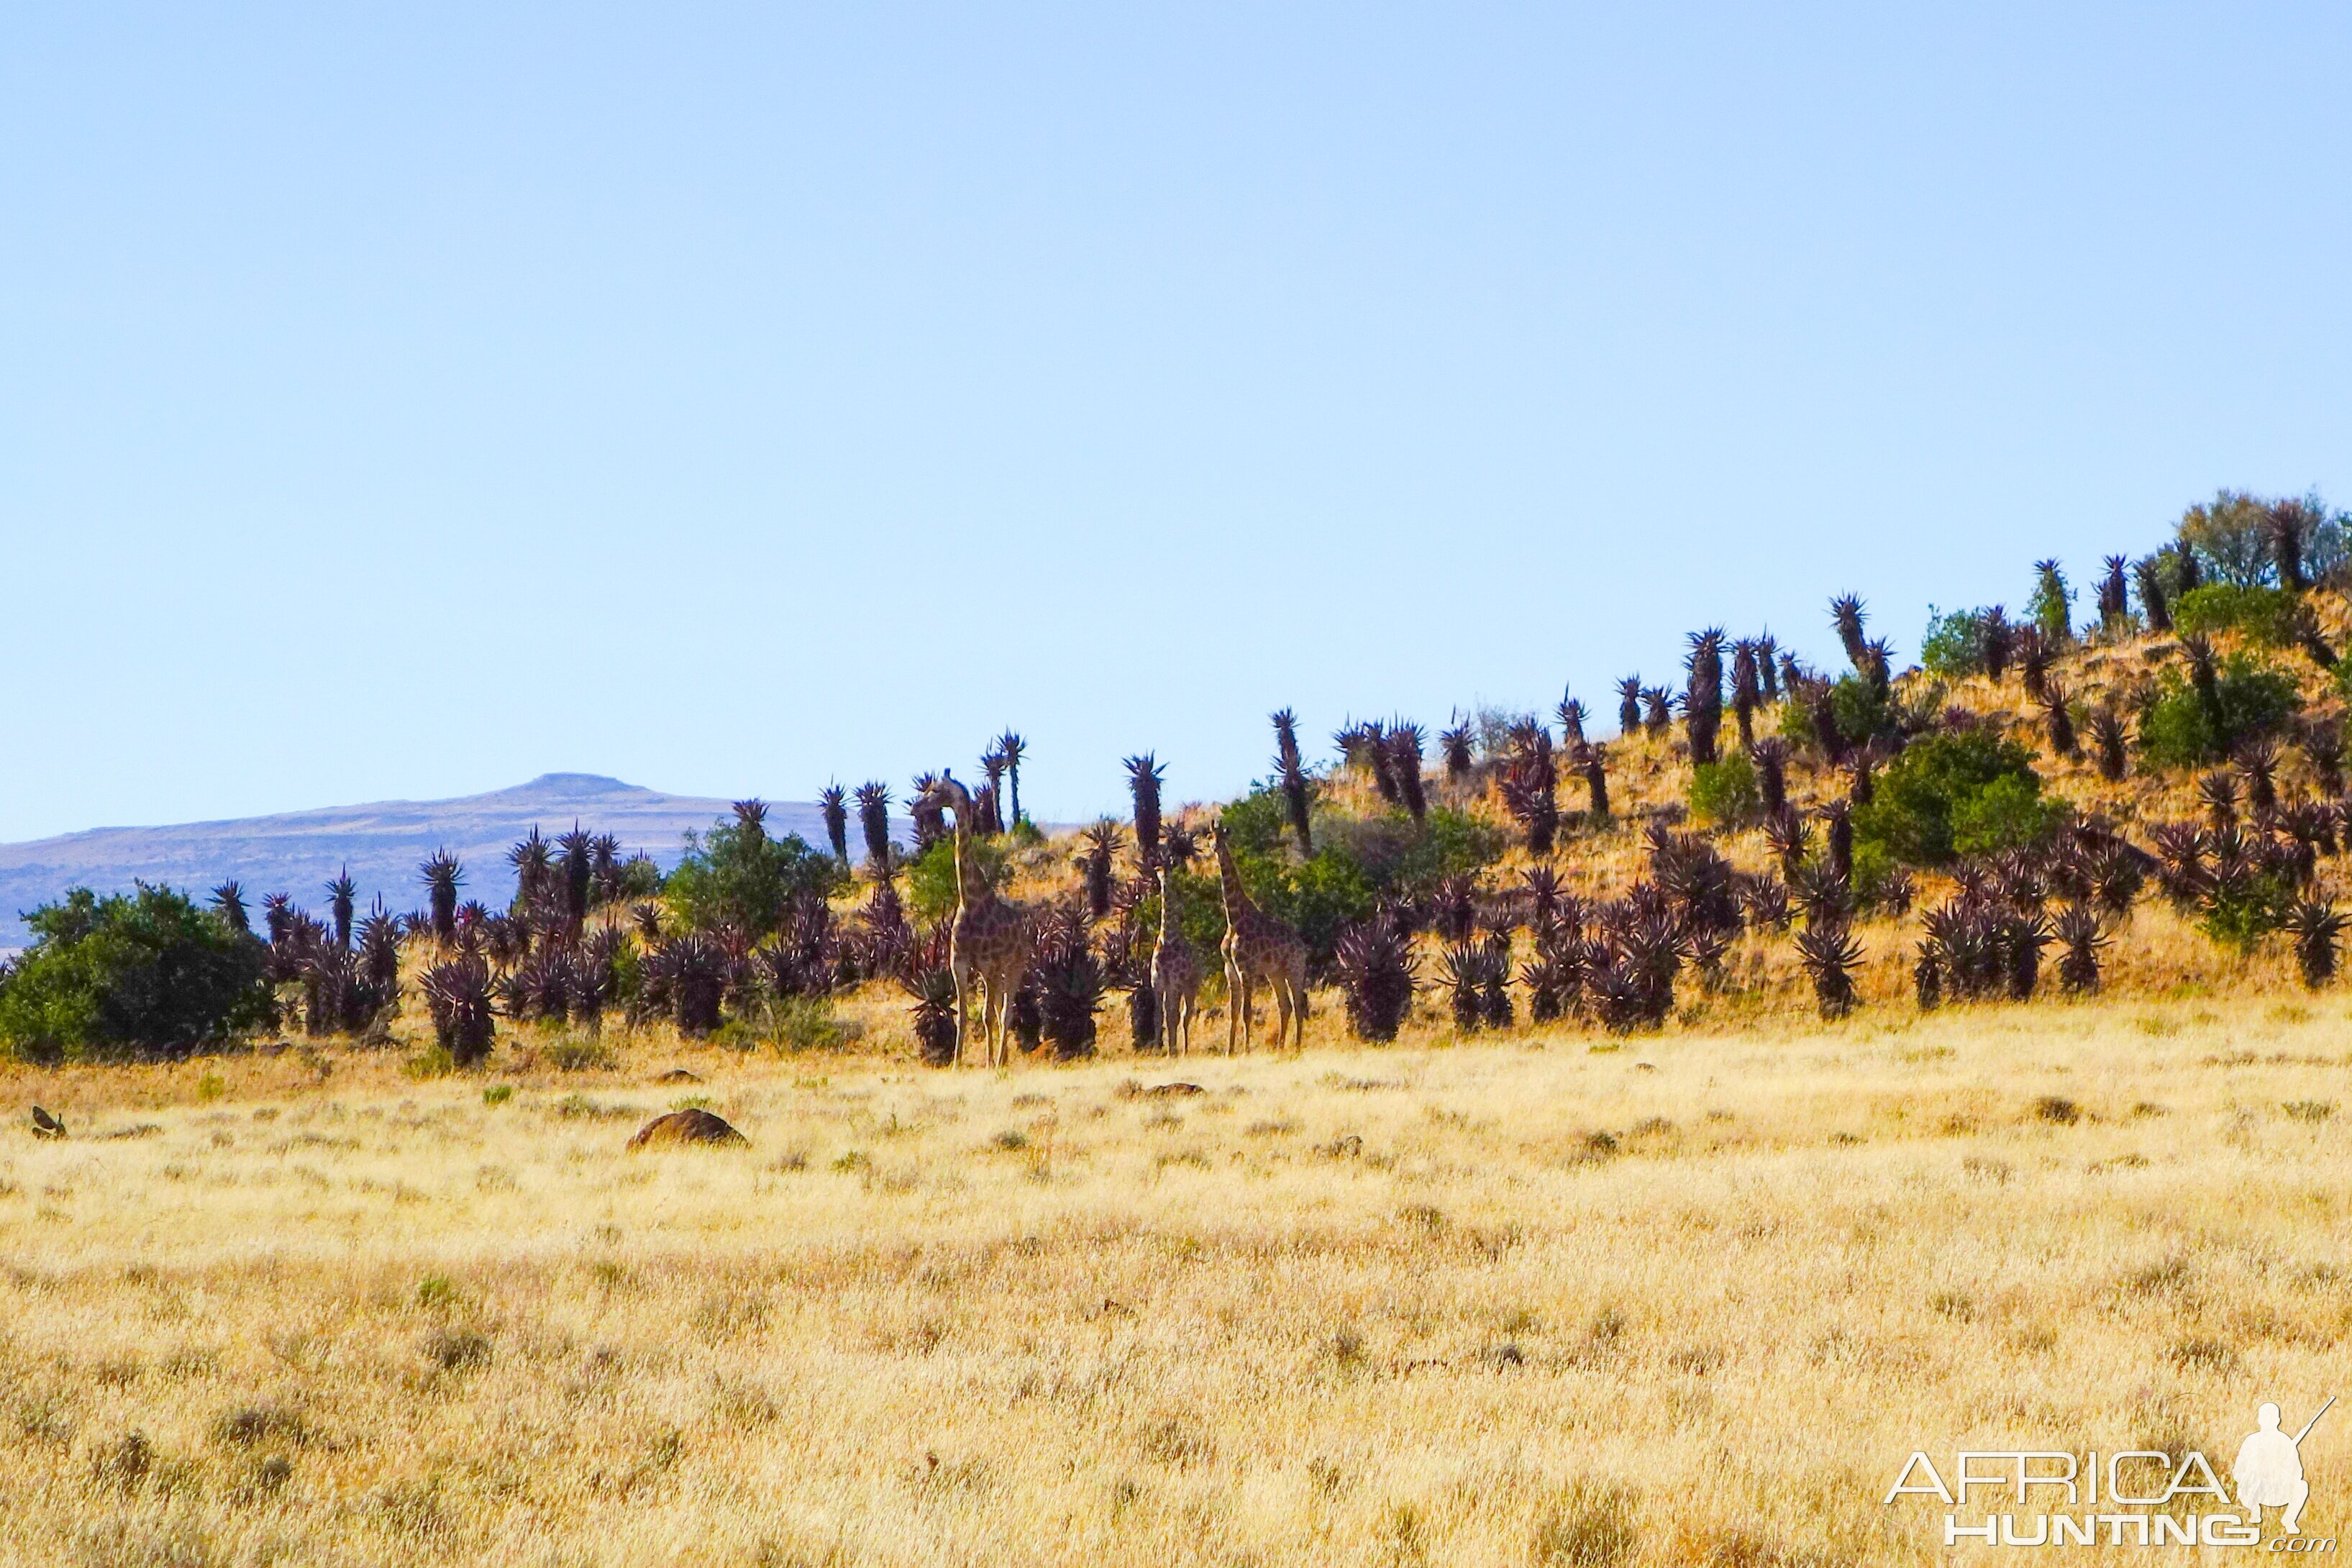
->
[915,770,973,824]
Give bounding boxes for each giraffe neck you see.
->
[1158,870,1179,947]
[1216,839,1254,922]
[952,820,988,910]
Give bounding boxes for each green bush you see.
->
[664,817,843,938]
[903,834,1011,922]
[1851,731,2051,866]
[1229,846,1379,969]
[2135,652,2302,770]
[1778,673,1896,752]
[708,1019,761,1054]
[1135,867,1229,956]
[2179,491,2278,586]
[541,1033,617,1072]
[1687,752,1759,826]
[1949,773,2064,858]
[1920,607,1992,678]
[0,884,271,1062]
[403,1044,456,1079]
[2171,584,2300,647]
[2178,488,2348,588]
[1318,806,1505,889]
[2200,875,2295,954]
[2028,564,2075,647]
[1215,792,1500,967]
[1851,839,1900,909]
[610,854,665,900]
[1218,782,1295,857]
[766,995,853,1052]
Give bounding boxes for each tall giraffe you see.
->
[1151,862,1203,1055]
[915,772,1034,1067]
[1210,821,1308,1052]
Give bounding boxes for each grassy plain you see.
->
[1,993,2347,1567]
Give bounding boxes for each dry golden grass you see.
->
[3,995,2347,1566]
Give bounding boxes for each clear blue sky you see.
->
[4,4,2348,841]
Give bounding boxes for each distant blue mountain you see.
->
[0,774,870,948]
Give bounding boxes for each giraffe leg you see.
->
[999,968,1021,1067]
[1224,960,1243,1055]
[950,952,974,1067]
[987,974,1008,1068]
[976,974,993,1068]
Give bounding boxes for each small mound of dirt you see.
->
[626,1108,747,1150]
[654,1068,703,1084]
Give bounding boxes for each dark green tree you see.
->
[0,884,271,1061]
[664,815,845,940]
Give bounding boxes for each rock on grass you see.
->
[626,1108,747,1150]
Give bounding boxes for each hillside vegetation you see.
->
[7,487,2351,1072]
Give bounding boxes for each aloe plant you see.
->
[819,785,849,863]
[1274,708,1316,852]
[996,731,1027,829]
[1126,754,1166,867]
[855,781,893,872]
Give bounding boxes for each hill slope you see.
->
[0,774,844,947]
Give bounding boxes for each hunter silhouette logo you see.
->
[2236,1398,2331,1539]
[1885,1396,2335,1550]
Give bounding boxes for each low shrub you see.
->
[2136,652,2301,770]
[542,1033,617,1072]
[1920,606,1994,678]
[1778,673,1895,752]
[2200,872,2296,954]
[2171,584,2300,647]
[664,816,844,939]
[904,835,1011,923]
[1950,773,2064,859]
[1687,752,1759,827]
[1217,790,1500,968]
[771,996,854,1052]
[1853,730,2054,866]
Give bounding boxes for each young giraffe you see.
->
[1151,862,1203,1055]
[916,772,1034,1067]
[1209,820,1308,1052]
